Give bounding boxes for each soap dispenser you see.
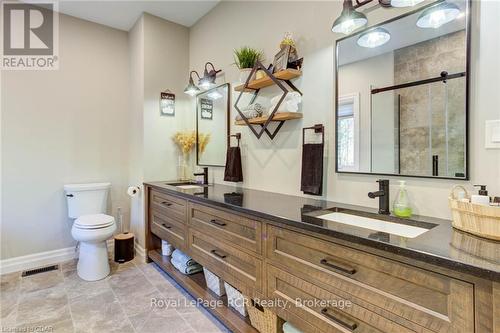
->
[471,185,490,205]
[393,180,413,218]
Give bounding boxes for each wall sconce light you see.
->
[331,0,426,35]
[184,71,201,96]
[184,62,222,96]
[331,0,368,35]
[199,62,222,90]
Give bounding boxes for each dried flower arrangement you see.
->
[197,133,211,155]
[172,131,196,156]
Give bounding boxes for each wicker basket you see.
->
[449,185,500,241]
[203,268,225,297]
[245,296,282,333]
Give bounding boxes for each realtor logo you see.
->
[1,1,59,70]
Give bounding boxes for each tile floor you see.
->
[0,257,230,333]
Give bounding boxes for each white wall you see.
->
[128,15,145,245]
[189,0,500,219]
[128,13,190,247]
[143,13,190,182]
[1,14,131,259]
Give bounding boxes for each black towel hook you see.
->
[229,133,241,147]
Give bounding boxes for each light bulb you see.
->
[416,1,460,29]
[357,28,391,48]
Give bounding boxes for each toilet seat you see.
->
[74,214,115,229]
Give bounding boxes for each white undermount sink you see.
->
[316,212,430,238]
[175,184,203,190]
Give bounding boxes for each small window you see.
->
[337,94,359,171]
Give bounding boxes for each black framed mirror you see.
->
[196,83,230,167]
[335,0,470,180]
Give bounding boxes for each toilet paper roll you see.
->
[162,240,174,256]
[127,186,140,197]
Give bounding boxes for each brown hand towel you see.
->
[224,147,243,182]
[301,143,324,196]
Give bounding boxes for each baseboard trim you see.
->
[0,246,77,275]
[1,241,146,275]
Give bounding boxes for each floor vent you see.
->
[21,265,59,277]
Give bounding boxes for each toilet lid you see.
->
[74,214,115,229]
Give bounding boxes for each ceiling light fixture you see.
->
[416,1,460,29]
[331,0,368,35]
[184,71,201,96]
[390,0,425,8]
[357,27,391,48]
[199,62,222,90]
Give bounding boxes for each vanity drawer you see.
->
[266,225,474,333]
[188,228,263,294]
[267,265,417,333]
[150,209,186,251]
[188,202,262,254]
[150,190,187,223]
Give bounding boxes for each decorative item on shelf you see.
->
[272,45,290,74]
[160,89,175,116]
[233,46,263,83]
[172,130,196,180]
[184,62,223,96]
[280,32,298,62]
[234,60,303,140]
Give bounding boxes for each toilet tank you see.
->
[64,182,111,219]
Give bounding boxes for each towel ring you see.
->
[303,124,324,145]
[229,133,241,147]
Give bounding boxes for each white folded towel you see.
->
[270,92,302,113]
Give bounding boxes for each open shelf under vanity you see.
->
[148,249,258,333]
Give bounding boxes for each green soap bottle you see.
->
[393,180,412,218]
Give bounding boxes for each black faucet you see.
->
[368,179,390,215]
[193,167,209,185]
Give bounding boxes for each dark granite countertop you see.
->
[145,181,500,281]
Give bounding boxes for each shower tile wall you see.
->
[395,30,466,177]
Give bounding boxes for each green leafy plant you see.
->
[233,47,263,69]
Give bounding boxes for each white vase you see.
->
[239,68,254,84]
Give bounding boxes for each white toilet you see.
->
[64,182,116,281]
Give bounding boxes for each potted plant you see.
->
[233,47,263,83]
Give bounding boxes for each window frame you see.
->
[337,93,360,172]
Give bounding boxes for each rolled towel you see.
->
[171,249,197,266]
[270,92,302,113]
[171,257,203,275]
[235,102,267,120]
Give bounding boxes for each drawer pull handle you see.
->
[161,223,172,229]
[211,249,227,259]
[320,259,356,275]
[321,308,358,331]
[210,219,227,227]
[161,201,173,206]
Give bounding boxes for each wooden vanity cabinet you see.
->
[144,186,497,333]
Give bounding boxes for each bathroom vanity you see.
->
[144,182,499,333]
